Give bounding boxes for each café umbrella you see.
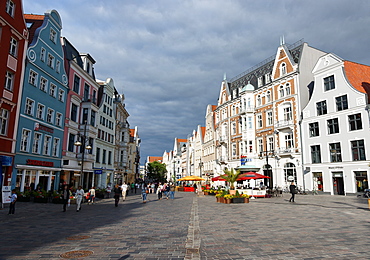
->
[177,175,205,181]
[238,172,270,180]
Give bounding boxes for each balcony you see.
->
[76,153,94,161]
[219,136,227,144]
[239,106,255,114]
[82,94,98,105]
[274,120,294,130]
[217,156,227,164]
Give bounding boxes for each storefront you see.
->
[312,172,323,191]
[14,166,60,192]
[332,171,345,195]
[354,171,368,192]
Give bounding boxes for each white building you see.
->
[301,54,370,195]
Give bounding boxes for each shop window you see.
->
[284,163,296,183]
[355,171,368,192]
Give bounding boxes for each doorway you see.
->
[332,172,344,195]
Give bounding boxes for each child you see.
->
[8,189,17,215]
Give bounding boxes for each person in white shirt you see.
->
[76,186,84,212]
[121,182,128,201]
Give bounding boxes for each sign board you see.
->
[2,186,12,204]
[287,176,294,181]
[94,169,103,174]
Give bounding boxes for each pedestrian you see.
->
[165,183,170,199]
[141,185,148,203]
[121,182,128,201]
[193,183,197,193]
[289,182,297,202]
[157,182,163,200]
[62,185,70,212]
[169,184,175,200]
[76,186,84,212]
[162,183,168,198]
[88,186,96,204]
[8,189,17,215]
[107,184,112,198]
[114,184,121,207]
[151,183,155,193]
[131,182,135,193]
[134,183,137,194]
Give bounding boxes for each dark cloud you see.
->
[23,0,370,162]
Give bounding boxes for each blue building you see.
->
[12,10,68,191]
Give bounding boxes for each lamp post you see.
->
[74,120,92,188]
[259,135,273,188]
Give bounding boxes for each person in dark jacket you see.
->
[114,184,122,207]
[289,182,296,202]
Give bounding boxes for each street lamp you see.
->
[259,135,273,188]
[74,120,92,188]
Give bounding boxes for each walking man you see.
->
[121,182,128,201]
[76,186,84,212]
[62,185,70,212]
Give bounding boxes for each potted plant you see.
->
[215,192,223,202]
[223,194,233,204]
[51,191,63,204]
[222,168,242,195]
[33,189,48,203]
[17,191,31,202]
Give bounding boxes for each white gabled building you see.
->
[301,54,370,195]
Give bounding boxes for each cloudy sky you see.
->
[23,0,370,163]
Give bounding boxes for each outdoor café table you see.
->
[237,188,266,198]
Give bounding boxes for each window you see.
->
[265,73,271,84]
[329,143,342,162]
[40,77,48,92]
[84,83,90,101]
[257,114,262,128]
[56,61,61,73]
[284,163,297,183]
[279,86,284,98]
[32,133,42,154]
[324,75,335,91]
[258,139,263,154]
[36,104,45,119]
[316,101,327,116]
[91,110,96,126]
[40,48,46,62]
[268,137,274,151]
[9,37,18,57]
[25,98,34,115]
[248,117,252,129]
[28,70,38,86]
[6,0,15,17]
[281,63,286,76]
[43,135,51,155]
[68,133,75,152]
[96,147,100,163]
[311,145,321,163]
[348,113,362,131]
[5,71,14,91]
[20,129,31,152]
[351,140,366,161]
[49,83,56,97]
[71,104,78,122]
[309,122,319,137]
[336,95,348,111]
[47,53,55,68]
[285,84,291,96]
[283,105,292,121]
[0,109,9,135]
[327,118,339,134]
[232,143,236,157]
[58,89,65,102]
[232,122,236,135]
[257,95,261,106]
[102,149,106,164]
[285,133,294,149]
[108,151,112,165]
[49,28,57,43]
[46,108,54,123]
[82,108,88,123]
[52,138,60,157]
[73,75,80,93]
[266,91,271,102]
[56,112,62,127]
[267,111,273,126]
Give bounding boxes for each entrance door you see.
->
[333,177,344,195]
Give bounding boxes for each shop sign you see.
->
[94,169,103,174]
[34,123,54,133]
[0,155,13,166]
[26,159,54,167]
[240,155,252,165]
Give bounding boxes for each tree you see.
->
[147,161,167,182]
[222,168,241,190]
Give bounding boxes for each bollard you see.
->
[368,199,370,210]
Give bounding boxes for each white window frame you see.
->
[56,60,61,73]
[52,137,60,157]
[56,112,62,127]
[39,77,48,92]
[267,111,273,126]
[6,0,15,17]
[36,103,45,120]
[9,37,18,57]
[285,133,294,149]
[32,132,42,154]
[279,86,284,98]
[20,129,31,152]
[283,105,292,121]
[257,114,262,128]
[43,135,52,155]
[29,70,38,86]
[285,84,291,96]
[47,53,55,68]
[46,108,54,123]
[40,48,46,62]
[25,98,35,115]
[49,83,56,98]
[49,28,57,43]
[280,62,287,76]
[0,109,9,135]
[58,89,65,102]
[5,71,14,91]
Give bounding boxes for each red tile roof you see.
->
[344,61,370,103]
[177,139,187,143]
[148,156,163,163]
[129,129,135,137]
[24,14,44,45]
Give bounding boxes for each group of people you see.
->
[62,185,96,212]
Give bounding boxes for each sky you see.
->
[23,0,370,164]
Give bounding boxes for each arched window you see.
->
[281,63,287,76]
[257,95,261,106]
[279,86,284,98]
[285,84,291,96]
[266,91,271,102]
[284,163,297,183]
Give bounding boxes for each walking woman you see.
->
[289,182,297,202]
[114,184,122,207]
[157,182,163,200]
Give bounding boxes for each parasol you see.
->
[177,175,205,181]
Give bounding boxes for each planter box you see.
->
[224,198,232,204]
[204,192,209,195]
[34,197,48,203]
[18,196,31,202]
[232,198,245,203]
[52,198,64,204]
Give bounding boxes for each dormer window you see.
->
[280,63,287,76]
[265,73,271,84]
[86,62,91,74]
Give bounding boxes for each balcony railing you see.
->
[239,106,255,114]
[275,120,294,129]
[82,94,97,105]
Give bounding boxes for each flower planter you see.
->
[69,199,76,204]
[219,197,225,204]
[204,192,209,195]
[244,198,250,203]
[52,198,64,204]
[216,197,220,202]
[34,197,48,203]
[232,198,245,203]
[224,198,232,204]
[18,196,31,202]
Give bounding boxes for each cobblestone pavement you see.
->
[0,191,369,259]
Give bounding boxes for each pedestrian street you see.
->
[0,191,369,259]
